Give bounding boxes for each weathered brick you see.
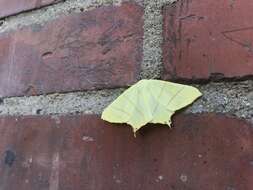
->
[163,0,253,81]
[0,0,61,19]
[0,2,143,97]
[0,114,252,190]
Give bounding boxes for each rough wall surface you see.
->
[163,0,253,80]
[0,0,62,19]
[0,114,252,190]
[0,0,252,189]
[0,2,143,97]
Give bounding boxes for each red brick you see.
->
[0,0,61,18]
[0,2,143,97]
[0,114,252,190]
[163,0,253,81]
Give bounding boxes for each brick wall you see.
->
[0,0,252,189]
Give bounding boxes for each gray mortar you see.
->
[0,0,123,33]
[187,80,253,124]
[141,0,177,79]
[0,88,124,115]
[0,81,252,124]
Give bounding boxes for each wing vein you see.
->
[122,90,145,118]
[150,82,166,116]
[166,86,185,107]
[109,106,132,118]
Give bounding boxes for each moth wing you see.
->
[102,79,202,133]
[146,80,201,125]
[101,80,152,132]
[162,82,202,111]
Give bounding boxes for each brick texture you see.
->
[0,2,143,97]
[0,114,252,190]
[163,0,253,81]
[0,0,61,19]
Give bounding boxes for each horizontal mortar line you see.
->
[0,0,125,33]
[0,0,66,20]
[0,87,125,115]
[0,81,251,124]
